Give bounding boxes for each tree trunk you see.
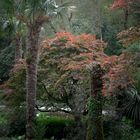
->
[124,8,129,29]
[86,64,105,140]
[15,35,22,64]
[26,23,41,140]
[91,0,102,38]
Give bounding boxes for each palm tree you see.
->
[0,0,67,139]
[117,87,140,123]
[2,19,25,64]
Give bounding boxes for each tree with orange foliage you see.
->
[111,0,129,29]
[111,0,127,10]
[111,0,140,29]
[40,32,119,140]
[110,0,140,125]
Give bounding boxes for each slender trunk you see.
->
[15,35,22,64]
[86,64,104,140]
[124,8,129,29]
[26,23,41,140]
[91,0,102,37]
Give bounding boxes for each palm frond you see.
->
[120,87,140,122]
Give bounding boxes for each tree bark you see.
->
[86,64,105,140]
[26,23,41,140]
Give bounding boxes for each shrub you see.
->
[104,117,140,140]
[35,113,74,139]
[0,111,9,137]
[7,107,26,137]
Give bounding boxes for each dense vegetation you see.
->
[0,0,140,140]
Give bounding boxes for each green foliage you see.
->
[0,64,26,137]
[104,117,140,140]
[135,70,140,93]
[122,42,140,93]
[125,42,140,52]
[0,135,25,140]
[4,64,26,107]
[132,129,140,140]
[88,98,100,118]
[35,113,74,139]
[0,0,140,140]
[7,107,26,137]
[120,88,140,123]
[0,43,14,82]
[0,109,25,138]
[0,111,9,137]
[0,111,7,125]
[34,120,46,140]
[103,24,123,55]
[36,113,73,125]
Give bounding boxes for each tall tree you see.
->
[0,0,66,139]
[86,63,105,140]
[111,0,140,29]
[3,19,25,64]
[91,0,103,39]
[41,32,112,140]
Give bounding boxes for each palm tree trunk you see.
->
[86,64,104,140]
[26,23,41,140]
